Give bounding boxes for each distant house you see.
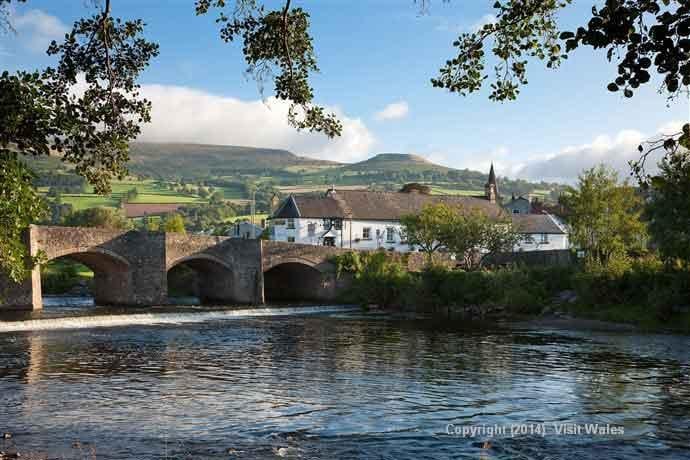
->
[269,164,568,252]
[511,214,569,251]
[229,221,263,239]
[504,194,531,215]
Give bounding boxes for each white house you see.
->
[228,221,264,239]
[269,165,568,252]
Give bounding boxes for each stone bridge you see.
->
[0,226,360,310]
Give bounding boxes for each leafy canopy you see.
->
[400,203,455,264]
[401,203,521,270]
[646,149,690,266]
[561,165,648,270]
[63,206,131,230]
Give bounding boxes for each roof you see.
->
[511,214,566,234]
[271,190,504,221]
[487,163,497,185]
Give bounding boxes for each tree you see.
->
[209,190,225,205]
[195,0,342,138]
[399,183,431,194]
[401,203,455,266]
[561,165,647,270]
[163,213,186,234]
[142,214,160,233]
[428,0,689,180]
[1,0,157,281]
[0,157,47,282]
[63,207,131,230]
[646,150,690,266]
[125,188,139,203]
[443,209,521,271]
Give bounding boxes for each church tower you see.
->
[485,163,499,203]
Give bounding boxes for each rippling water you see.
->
[0,298,689,459]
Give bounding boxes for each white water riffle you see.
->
[0,305,357,333]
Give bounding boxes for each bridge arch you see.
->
[42,247,132,306]
[166,254,238,305]
[263,260,336,303]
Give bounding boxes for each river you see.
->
[0,297,688,459]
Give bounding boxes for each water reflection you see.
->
[0,310,688,459]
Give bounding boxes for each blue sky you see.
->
[1,0,688,182]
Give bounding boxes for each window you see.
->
[287,218,295,229]
[287,236,295,243]
[540,233,549,244]
[333,219,342,230]
[308,222,316,236]
[362,227,371,240]
[386,227,395,242]
[512,209,520,214]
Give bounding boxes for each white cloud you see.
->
[374,101,409,121]
[436,13,497,34]
[515,130,646,183]
[12,9,67,53]
[470,14,497,32]
[500,121,684,183]
[411,121,683,184]
[135,84,375,163]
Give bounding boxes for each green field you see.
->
[429,186,484,196]
[52,179,206,210]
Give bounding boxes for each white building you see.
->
[269,165,568,252]
[228,221,264,239]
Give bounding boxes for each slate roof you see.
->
[272,190,505,221]
[511,214,566,234]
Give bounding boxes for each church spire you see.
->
[485,162,499,202]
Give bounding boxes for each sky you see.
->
[1,0,689,183]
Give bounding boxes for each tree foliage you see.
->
[400,203,455,264]
[163,213,187,234]
[432,0,570,101]
[444,208,522,271]
[562,165,647,270]
[0,0,157,281]
[431,0,690,180]
[0,156,47,282]
[401,203,521,270]
[195,0,341,137]
[646,149,690,266]
[63,206,131,230]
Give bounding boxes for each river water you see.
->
[0,297,689,460]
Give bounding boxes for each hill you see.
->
[338,153,452,174]
[127,142,340,179]
[27,142,566,216]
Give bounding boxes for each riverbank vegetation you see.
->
[332,251,690,333]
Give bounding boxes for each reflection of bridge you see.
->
[0,226,360,310]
